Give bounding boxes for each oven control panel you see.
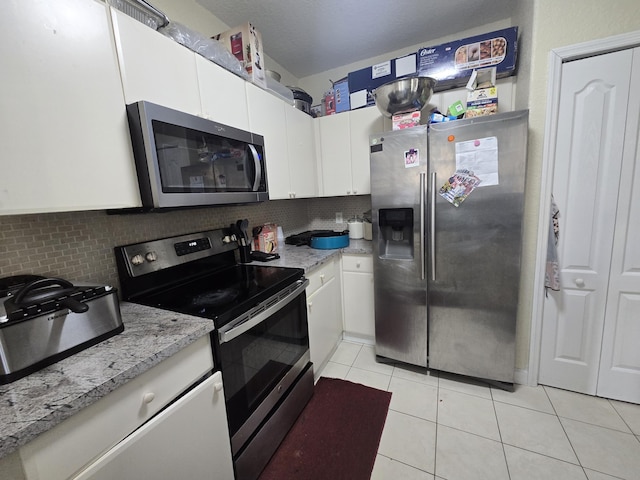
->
[174,237,212,256]
[118,229,237,278]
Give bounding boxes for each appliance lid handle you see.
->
[420,172,426,281]
[218,278,309,344]
[248,144,262,192]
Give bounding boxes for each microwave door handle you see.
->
[248,144,262,191]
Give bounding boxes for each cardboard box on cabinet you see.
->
[348,52,417,110]
[466,86,498,117]
[334,77,350,113]
[417,27,517,91]
[213,22,266,88]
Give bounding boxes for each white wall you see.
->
[514,0,640,373]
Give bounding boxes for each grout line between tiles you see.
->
[490,388,512,480]
[434,375,440,480]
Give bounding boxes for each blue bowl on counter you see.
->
[309,231,350,249]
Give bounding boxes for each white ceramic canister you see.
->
[347,218,364,239]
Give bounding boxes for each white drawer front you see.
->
[306,259,337,296]
[342,254,373,273]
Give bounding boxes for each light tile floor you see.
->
[318,340,640,480]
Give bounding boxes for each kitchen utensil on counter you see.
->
[0,275,123,384]
[235,219,249,246]
[285,230,349,249]
[347,217,364,239]
[310,231,349,249]
[250,251,280,262]
[372,75,437,118]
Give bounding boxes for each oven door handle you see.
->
[217,278,309,344]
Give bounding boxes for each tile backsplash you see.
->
[0,196,371,291]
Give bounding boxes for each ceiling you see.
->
[196,0,515,78]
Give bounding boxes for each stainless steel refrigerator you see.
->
[370,110,528,385]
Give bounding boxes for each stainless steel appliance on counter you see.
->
[370,110,528,386]
[115,228,313,480]
[0,275,123,384]
[126,101,268,210]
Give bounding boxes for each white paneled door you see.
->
[539,47,640,403]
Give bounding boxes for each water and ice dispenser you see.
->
[378,208,414,259]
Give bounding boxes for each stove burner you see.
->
[190,289,240,310]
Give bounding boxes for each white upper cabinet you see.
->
[112,8,250,132]
[246,84,317,200]
[110,8,201,115]
[246,84,290,199]
[195,55,250,131]
[318,107,384,197]
[0,0,141,215]
[318,113,352,196]
[349,107,384,195]
[285,106,318,198]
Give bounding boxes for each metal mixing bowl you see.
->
[372,75,437,117]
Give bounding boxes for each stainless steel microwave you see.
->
[126,101,268,210]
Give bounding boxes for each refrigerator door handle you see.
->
[430,172,436,281]
[420,172,426,280]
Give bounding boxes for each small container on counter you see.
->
[347,217,364,239]
[363,219,372,240]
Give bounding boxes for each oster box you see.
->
[214,22,267,88]
[417,27,518,91]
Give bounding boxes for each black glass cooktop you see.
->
[135,264,303,328]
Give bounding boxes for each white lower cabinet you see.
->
[73,371,233,480]
[18,336,233,480]
[341,255,375,341]
[306,258,343,379]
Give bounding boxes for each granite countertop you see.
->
[0,240,373,460]
[0,303,214,460]
[251,239,372,272]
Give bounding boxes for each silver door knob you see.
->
[575,278,585,287]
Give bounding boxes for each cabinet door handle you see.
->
[353,189,357,194]
[142,392,155,404]
[307,301,313,311]
[347,190,351,195]
[320,273,325,283]
[575,278,585,287]
[214,382,223,392]
[356,261,361,268]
